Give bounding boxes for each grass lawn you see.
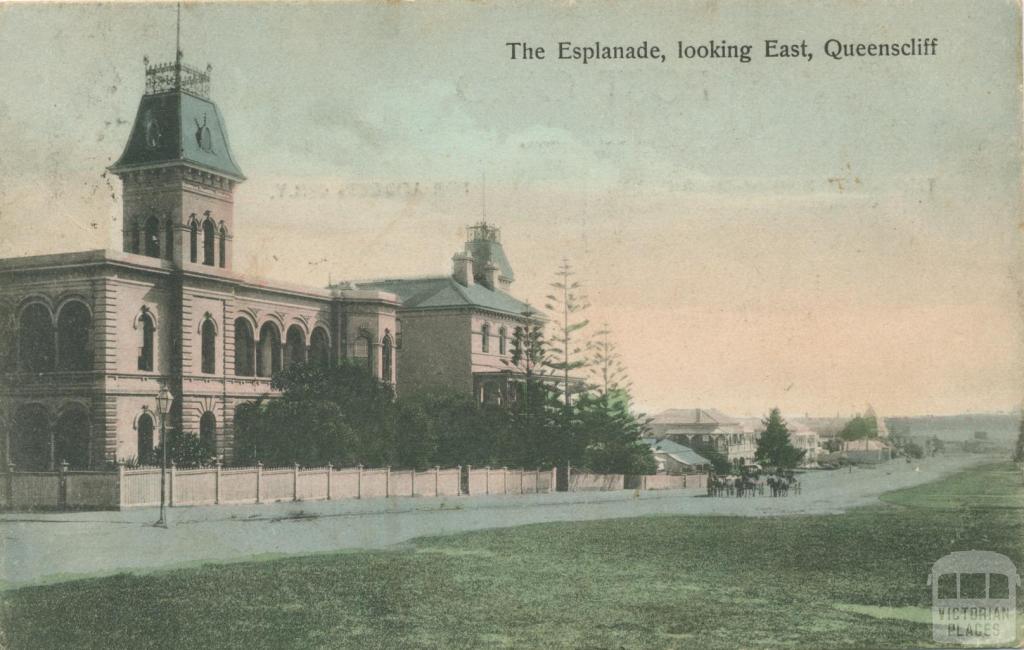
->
[2,461,1022,649]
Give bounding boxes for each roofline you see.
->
[107,158,246,183]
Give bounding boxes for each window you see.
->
[499,327,507,355]
[18,303,54,373]
[381,334,393,382]
[233,318,255,376]
[202,219,215,266]
[137,412,154,461]
[56,301,91,371]
[218,225,227,268]
[130,221,140,254]
[144,216,160,258]
[309,327,330,367]
[257,322,281,377]
[164,219,174,260]
[481,323,490,353]
[190,220,198,263]
[12,404,51,471]
[55,404,90,469]
[199,411,216,451]
[201,318,217,374]
[137,311,155,371]
[284,325,306,366]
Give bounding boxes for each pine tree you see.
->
[591,323,631,401]
[754,407,806,469]
[544,259,591,409]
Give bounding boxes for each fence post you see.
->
[116,461,125,509]
[169,461,176,507]
[59,460,69,510]
[293,463,300,502]
[385,466,391,497]
[566,462,572,493]
[410,468,416,497]
[485,466,490,495]
[357,464,363,499]
[434,466,440,497]
[457,465,463,496]
[551,466,556,493]
[6,463,13,510]
[256,461,263,504]
[215,460,222,505]
[502,467,508,495]
[326,464,333,500]
[466,465,472,495]
[520,469,524,495]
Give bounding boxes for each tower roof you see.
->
[109,59,245,181]
[465,222,514,282]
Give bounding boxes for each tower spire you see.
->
[175,1,182,64]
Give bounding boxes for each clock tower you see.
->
[109,54,245,271]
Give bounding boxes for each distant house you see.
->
[649,408,757,463]
[843,438,892,463]
[641,438,711,474]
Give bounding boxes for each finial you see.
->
[175,0,182,64]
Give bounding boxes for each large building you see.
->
[349,222,534,405]
[648,408,758,463]
[1,54,532,470]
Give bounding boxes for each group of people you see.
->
[707,468,801,498]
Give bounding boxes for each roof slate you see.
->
[354,276,533,316]
[110,90,245,180]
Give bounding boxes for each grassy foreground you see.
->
[1,462,1022,649]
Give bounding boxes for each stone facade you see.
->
[0,57,398,470]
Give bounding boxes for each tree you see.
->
[147,429,217,468]
[233,361,395,467]
[591,323,630,399]
[839,414,877,441]
[754,408,806,469]
[544,259,591,408]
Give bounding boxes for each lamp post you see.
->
[154,385,173,528]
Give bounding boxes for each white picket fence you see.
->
[118,464,464,508]
[465,466,557,495]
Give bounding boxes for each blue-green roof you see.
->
[641,438,711,466]
[110,90,244,180]
[354,276,533,317]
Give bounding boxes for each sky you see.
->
[0,1,1021,418]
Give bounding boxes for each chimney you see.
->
[479,262,499,290]
[452,253,474,287]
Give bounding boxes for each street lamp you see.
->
[154,384,173,528]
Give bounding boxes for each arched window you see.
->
[12,404,50,471]
[57,301,91,371]
[218,225,227,268]
[137,311,155,371]
[362,334,374,373]
[189,220,198,263]
[55,404,90,469]
[233,318,255,376]
[130,220,140,254]
[257,322,281,377]
[285,325,306,366]
[309,327,330,367]
[137,412,154,462]
[199,411,216,451]
[381,334,393,382]
[498,327,507,356]
[481,323,490,353]
[202,219,216,266]
[144,216,160,258]
[201,318,217,374]
[18,303,54,373]
[164,219,174,260]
